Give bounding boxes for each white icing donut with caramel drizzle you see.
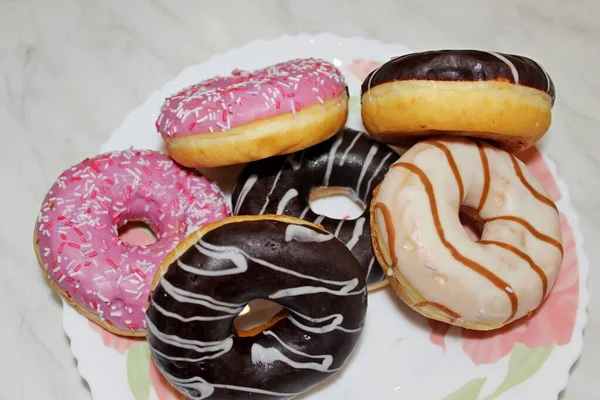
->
[371,137,563,330]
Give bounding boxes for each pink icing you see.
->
[156,58,347,137]
[35,149,230,332]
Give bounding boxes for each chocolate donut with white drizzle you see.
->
[146,215,367,400]
[362,50,556,101]
[360,50,556,152]
[231,128,399,291]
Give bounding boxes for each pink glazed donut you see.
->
[156,58,349,168]
[33,149,230,336]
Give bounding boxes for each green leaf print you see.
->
[126,342,152,400]
[349,96,361,114]
[483,344,554,400]
[443,378,487,400]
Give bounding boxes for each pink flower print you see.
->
[429,212,579,365]
[150,359,186,400]
[88,321,141,354]
[348,59,383,82]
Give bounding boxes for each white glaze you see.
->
[487,51,520,84]
[373,138,563,325]
[233,174,258,215]
[284,224,334,243]
[251,344,337,372]
[276,189,299,214]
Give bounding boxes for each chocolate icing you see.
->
[146,218,367,399]
[231,128,398,288]
[361,50,556,105]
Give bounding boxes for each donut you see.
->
[146,215,367,399]
[156,58,349,168]
[33,149,230,336]
[371,137,563,330]
[231,128,398,291]
[361,50,556,152]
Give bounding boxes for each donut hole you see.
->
[234,299,286,337]
[459,207,484,242]
[309,187,366,221]
[117,221,158,246]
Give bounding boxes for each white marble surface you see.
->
[1,0,598,399]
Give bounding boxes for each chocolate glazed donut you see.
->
[231,128,399,290]
[146,215,367,400]
[362,50,555,103]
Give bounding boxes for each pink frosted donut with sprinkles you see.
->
[156,58,349,168]
[33,149,230,336]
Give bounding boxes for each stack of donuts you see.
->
[33,51,563,400]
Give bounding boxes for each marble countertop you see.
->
[2,0,598,399]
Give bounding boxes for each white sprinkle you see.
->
[317,96,324,104]
[97,293,110,304]
[505,286,514,293]
[290,99,297,118]
[110,311,123,317]
[424,262,438,271]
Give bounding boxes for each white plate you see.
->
[61,33,589,400]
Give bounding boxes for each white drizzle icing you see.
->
[346,217,366,251]
[284,224,334,243]
[299,206,310,220]
[355,143,379,196]
[160,279,245,313]
[151,299,234,322]
[192,240,361,288]
[323,133,345,186]
[365,256,375,281]
[269,280,363,299]
[363,152,394,202]
[276,188,298,214]
[487,51,520,84]
[263,329,333,365]
[251,343,339,372]
[334,220,344,237]
[338,130,362,166]
[233,174,257,215]
[259,155,293,214]
[287,309,362,334]
[147,318,234,355]
[159,371,301,400]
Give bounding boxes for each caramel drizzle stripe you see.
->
[414,301,461,319]
[509,154,557,211]
[485,216,563,255]
[373,202,397,265]
[476,141,491,212]
[422,140,464,202]
[479,240,548,298]
[392,162,518,322]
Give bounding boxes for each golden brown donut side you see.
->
[164,93,348,168]
[361,81,552,153]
